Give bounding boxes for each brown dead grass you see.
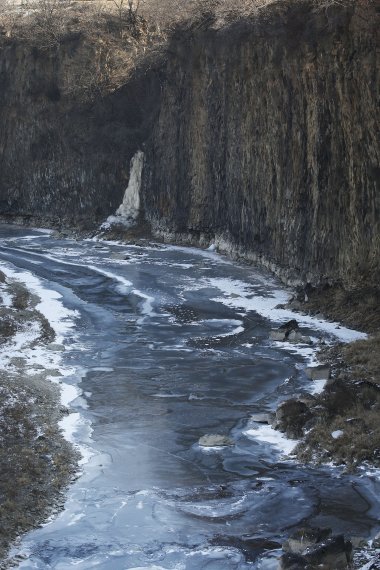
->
[0,0,366,99]
[342,334,380,386]
[296,334,380,469]
[303,286,380,334]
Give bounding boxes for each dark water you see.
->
[0,225,379,570]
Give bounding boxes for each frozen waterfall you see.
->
[101,150,144,229]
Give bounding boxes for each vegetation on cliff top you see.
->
[0,0,373,99]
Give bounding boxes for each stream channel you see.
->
[0,224,379,569]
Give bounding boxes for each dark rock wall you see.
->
[142,2,379,287]
[0,2,378,288]
[0,39,160,227]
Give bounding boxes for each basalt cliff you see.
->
[0,0,378,291]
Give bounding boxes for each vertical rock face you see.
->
[0,40,160,228]
[142,2,379,287]
[0,2,378,288]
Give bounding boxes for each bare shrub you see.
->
[17,0,71,49]
[0,0,368,99]
[0,0,23,37]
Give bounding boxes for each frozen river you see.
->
[0,224,378,569]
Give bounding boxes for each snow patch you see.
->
[0,262,93,467]
[244,424,298,456]
[206,277,367,343]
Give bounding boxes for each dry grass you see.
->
[297,407,380,467]
[342,334,380,386]
[0,0,367,99]
[296,335,380,469]
[301,286,380,334]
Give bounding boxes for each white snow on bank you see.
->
[0,261,93,466]
[0,264,78,341]
[0,284,12,307]
[205,277,367,343]
[199,318,244,337]
[309,378,327,394]
[244,424,298,457]
[272,339,318,366]
[1,245,156,323]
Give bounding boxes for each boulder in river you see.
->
[251,412,273,424]
[281,533,352,569]
[282,527,332,554]
[270,320,312,344]
[270,330,287,341]
[304,534,353,568]
[279,319,299,333]
[198,434,234,447]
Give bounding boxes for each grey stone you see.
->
[331,429,344,439]
[251,413,273,424]
[305,365,330,381]
[303,535,352,569]
[288,330,303,342]
[270,330,286,341]
[9,357,27,367]
[283,527,332,555]
[46,369,63,377]
[279,552,308,569]
[198,434,234,447]
[281,534,353,569]
[111,252,130,260]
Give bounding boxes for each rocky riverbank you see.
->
[0,268,78,565]
[264,317,380,471]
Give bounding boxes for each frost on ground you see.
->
[0,267,79,563]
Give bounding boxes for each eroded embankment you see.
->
[0,269,78,564]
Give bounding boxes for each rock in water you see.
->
[279,319,299,333]
[250,413,273,424]
[269,330,287,341]
[198,434,234,447]
[270,320,312,344]
[304,535,353,569]
[283,527,332,554]
[280,534,352,569]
